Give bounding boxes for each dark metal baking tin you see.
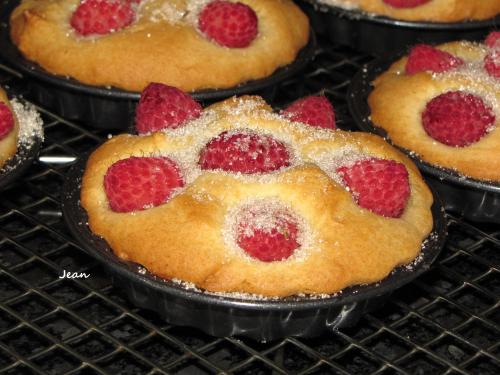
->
[62,155,446,341]
[0,0,316,130]
[299,0,499,55]
[0,136,41,191]
[347,55,500,223]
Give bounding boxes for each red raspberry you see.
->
[237,208,299,262]
[0,103,14,141]
[383,0,431,8]
[422,91,495,147]
[406,44,464,75]
[104,156,184,212]
[280,96,336,130]
[337,158,410,218]
[485,31,500,49]
[199,131,290,174]
[135,83,202,134]
[70,0,135,36]
[484,50,500,79]
[198,1,258,48]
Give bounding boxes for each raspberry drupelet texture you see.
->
[198,0,258,48]
[237,206,300,262]
[422,91,496,147]
[0,103,14,141]
[135,83,202,134]
[199,131,291,174]
[104,156,184,212]
[70,0,135,36]
[485,31,500,49]
[484,50,500,79]
[337,158,411,218]
[405,45,463,75]
[281,96,336,130]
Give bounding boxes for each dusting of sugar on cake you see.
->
[197,127,299,172]
[137,0,211,26]
[402,230,439,272]
[160,107,219,138]
[139,0,186,24]
[141,99,315,188]
[169,277,338,301]
[403,251,424,271]
[305,146,366,185]
[185,0,212,25]
[222,198,315,263]
[431,45,500,121]
[11,99,44,148]
[96,93,431,297]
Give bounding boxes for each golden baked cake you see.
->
[81,84,433,297]
[0,87,19,168]
[369,32,500,181]
[10,0,310,92]
[317,0,500,22]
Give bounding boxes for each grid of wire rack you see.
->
[0,33,499,375]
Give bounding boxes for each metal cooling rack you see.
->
[0,36,499,375]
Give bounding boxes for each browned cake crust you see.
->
[369,41,500,182]
[10,0,310,92]
[81,96,433,297]
[0,88,18,168]
[319,0,500,22]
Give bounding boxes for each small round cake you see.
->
[10,0,310,92]
[0,87,19,168]
[369,34,500,181]
[317,0,500,22]
[81,85,433,297]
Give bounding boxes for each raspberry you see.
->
[135,83,202,134]
[104,156,184,212]
[0,103,14,141]
[383,0,431,8]
[485,31,500,49]
[405,44,464,75]
[484,50,500,79]
[198,0,258,48]
[281,96,336,130]
[70,0,135,36]
[337,158,410,218]
[422,91,495,147]
[199,131,290,174]
[237,207,299,262]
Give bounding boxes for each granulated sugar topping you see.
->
[307,146,366,185]
[89,86,436,298]
[11,99,44,148]
[140,0,186,24]
[431,44,499,118]
[138,0,212,25]
[222,198,314,263]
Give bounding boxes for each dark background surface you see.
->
[0,27,499,375]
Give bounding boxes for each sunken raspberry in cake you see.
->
[317,0,500,22]
[368,33,500,181]
[10,0,309,92]
[81,84,433,297]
